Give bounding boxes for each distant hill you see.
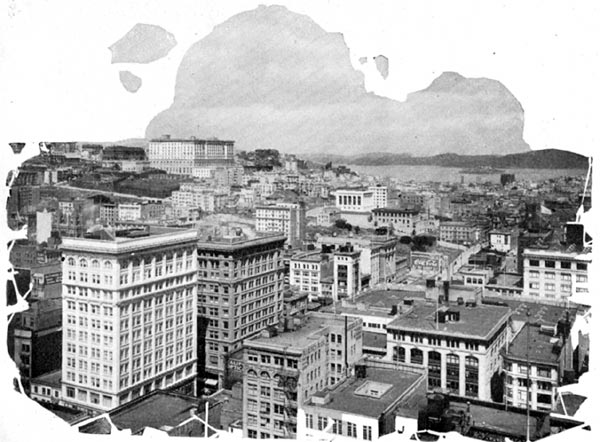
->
[303,149,588,169]
[146,5,530,156]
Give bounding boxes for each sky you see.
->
[1,0,599,157]
[1,1,599,440]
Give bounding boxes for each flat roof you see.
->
[373,208,420,215]
[489,274,522,287]
[523,247,592,261]
[246,313,355,352]
[197,233,287,251]
[31,369,61,388]
[482,297,584,324]
[307,366,422,418]
[387,302,510,340]
[290,251,322,262]
[504,324,562,366]
[363,331,387,350]
[61,227,198,253]
[149,138,234,144]
[109,391,211,435]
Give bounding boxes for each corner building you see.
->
[197,234,287,386]
[60,228,199,412]
[242,312,363,439]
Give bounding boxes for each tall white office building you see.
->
[60,227,199,412]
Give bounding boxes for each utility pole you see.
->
[526,308,531,442]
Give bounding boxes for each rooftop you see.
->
[246,313,356,353]
[504,323,563,366]
[197,232,287,251]
[387,301,510,340]
[290,251,322,262]
[363,331,388,350]
[373,207,420,215]
[150,137,234,144]
[523,246,592,261]
[108,390,212,435]
[31,369,61,388]
[489,273,522,287]
[306,365,423,418]
[482,297,584,325]
[61,227,198,253]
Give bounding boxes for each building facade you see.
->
[241,313,363,439]
[197,234,287,386]
[368,185,388,209]
[147,136,235,176]
[60,227,199,412]
[439,221,480,244]
[386,300,511,401]
[372,208,420,236]
[255,202,306,248]
[334,189,375,213]
[522,248,591,302]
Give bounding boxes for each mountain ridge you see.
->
[302,149,587,169]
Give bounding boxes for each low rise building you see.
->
[489,229,519,253]
[334,188,376,213]
[439,221,480,245]
[386,298,511,401]
[372,208,421,236]
[298,359,427,442]
[503,319,573,412]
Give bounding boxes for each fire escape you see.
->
[278,365,299,438]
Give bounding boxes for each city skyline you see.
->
[2,2,598,442]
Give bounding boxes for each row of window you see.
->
[306,415,372,440]
[528,259,587,271]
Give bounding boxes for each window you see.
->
[576,263,587,271]
[363,425,372,441]
[392,346,405,362]
[306,413,314,429]
[529,259,539,267]
[347,422,357,438]
[410,348,423,365]
[544,260,555,268]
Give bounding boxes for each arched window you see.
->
[465,356,479,368]
[104,260,113,269]
[260,371,270,379]
[67,257,75,266]
[91,259,100,268]
[392,346,405,362]
[79,258,88,268]
[410,348,423,365]
[247,369,257,377]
